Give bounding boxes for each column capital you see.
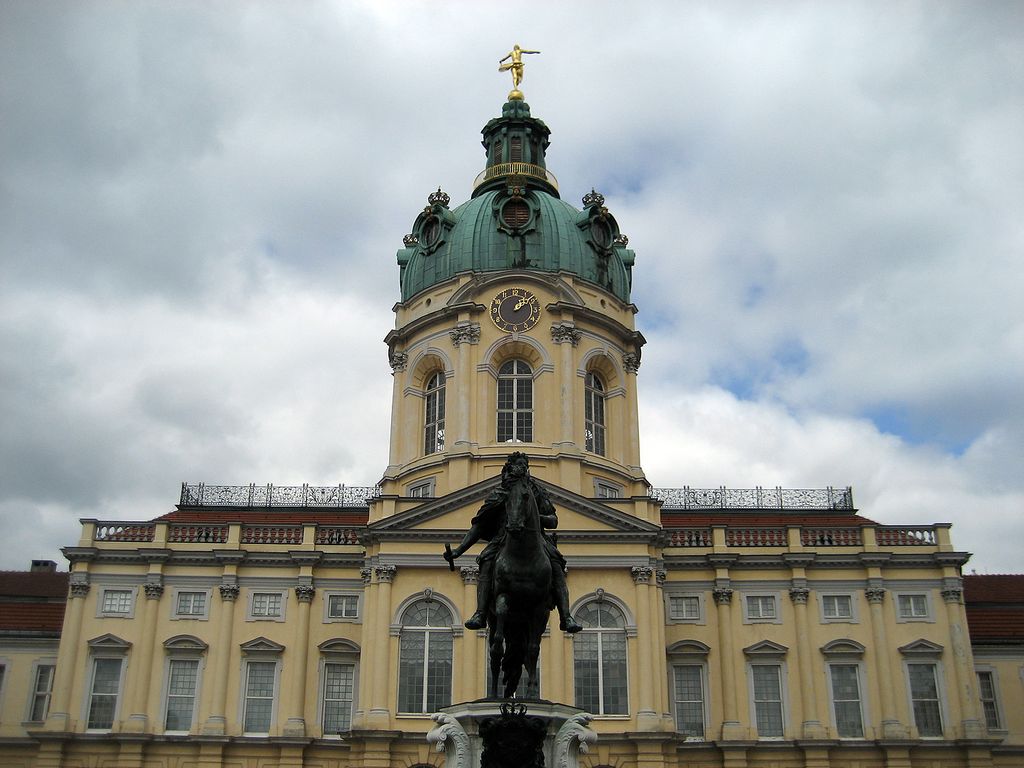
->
[655,569,667,586]
[375,564,397,583]
[144,583,165,600]
[941,587,963,604]
[69,582,91,598]
[360,567,373,584]
[389,351,408,372]
[865,586,886,604]
[712,588,733,605]
[449,323,481,346]
[789,587,810,605]
[295,584,316,603]
[550,322,582,346]
[631,566,654,585]
[623,351,641,373]
[219,584,240,602]
[460,566,480,585]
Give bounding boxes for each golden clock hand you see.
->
[514,298,528,311]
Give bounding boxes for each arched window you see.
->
[398,600,453,713]
[497,360,533,442]
[584,372,606,455]
[424,372,446,454]
[573,600,628,715]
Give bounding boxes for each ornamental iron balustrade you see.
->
[652,486,853,510]
[240,525,303,545]
[168,524,229,544]
[875,526,937,546]
[180,483,381,508]
[94,523,155,542]
[472,162,559,192]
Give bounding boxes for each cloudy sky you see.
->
[1,1,1021,572]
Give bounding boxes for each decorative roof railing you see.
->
[179,483,381,508]
[652,486,854,511]
[473,162,558,192]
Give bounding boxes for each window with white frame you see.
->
[397,600,453,714]
[407,478,436,498]
[248,591,285,621]
[573,599,628,715]
[424,371,446,454]
[28,663,55,722]
[828,664,865,738]
[668,595,701,622]
[173,590,208,619]
[672,664,706,738]
[750,664,785,738]
[99,588,134,616]
[243,661,277,733]
[907,662,943,737]
[821,594,854,621]
[318,639,359,736]
[327,594,360,620]
[744,594,779,622]
[497,359,533,442]
[594,480,622,499]
[164,659,199,731]
[976,670,1002,730]
[584,372,606,455]
[87,657,124,729]
[896,593,931,621]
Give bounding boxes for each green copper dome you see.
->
[396,101,636,303]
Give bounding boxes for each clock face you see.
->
[489,288,541,333]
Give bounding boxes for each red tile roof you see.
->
[963,574,1024,603]
[964,575,1024,644]
[0,571,69,598]
[0,602,65,634]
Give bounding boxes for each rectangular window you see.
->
[175,591,206,616]
[669,596,700,621]
[101,589,133,614]
[897,593,929,619]
[322,662,355,733]
[751,664,784,738]
[907,663,943,737]
[976,670,1001,730]
[822,594,853,620]
[164,659,199,731]
[746,595,777,620]
[251,592,283,618]
[328,594,359,619]
[594,482,621,499]
[87,658,123,729]
[408,481,434,498]
[829,664,864,738]
[673,665,705,738]
[243,661,277,733]
[29,664,55,722]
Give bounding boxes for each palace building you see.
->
[1,81,1021,768]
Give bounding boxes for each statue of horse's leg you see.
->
[487,624,501,699]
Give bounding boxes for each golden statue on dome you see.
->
[499,44,540,100]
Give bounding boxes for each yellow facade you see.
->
[1,92,1020,768]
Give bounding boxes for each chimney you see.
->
[30,560,57,573]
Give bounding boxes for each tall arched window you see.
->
[497,360,533,442]
[424,372,446,454]
[573,600,628,715]
[397,600,453,714]
[584,372,606,455]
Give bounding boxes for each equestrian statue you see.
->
[444,452,582,699]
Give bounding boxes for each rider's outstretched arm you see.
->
[447,522,484,560]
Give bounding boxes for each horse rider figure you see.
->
[444,452,583,634]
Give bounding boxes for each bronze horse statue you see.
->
[444,452,581,699]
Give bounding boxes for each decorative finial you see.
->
[499,44,540,101]
[428,186,450,208]
[582,189,605,208]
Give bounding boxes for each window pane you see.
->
[601,632,628,714]
[425,632,453,712]
[102,590,132,613]
[751,665,783,737]
[30,664,55,721]
[165,659,198,731]
[323,663,354,733]
[88,658,122,729]
[244,662,276,732]
[673,665,704,737]
[908,663,942,737]
[398,633,425,712]
[573,633,600,714]
[829,665,863,738]
[977,671,1001,729]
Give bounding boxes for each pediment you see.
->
[164,634,208,652]
[240,636,285,654]
[369,477,662,541]
[743,640,789,657]
[898,638,944,657]
[820,639,865,657]
[87,633,131,651]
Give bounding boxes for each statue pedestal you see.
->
[427,699,597,768]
